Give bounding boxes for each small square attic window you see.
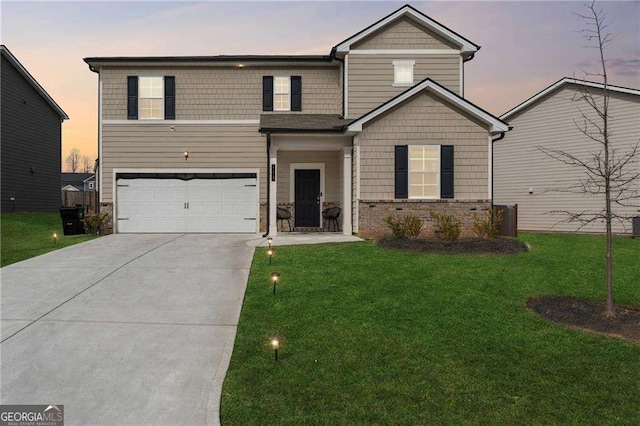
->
[393,60,415,86]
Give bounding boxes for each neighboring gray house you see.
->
[61,173,96,192]
[495,78,640,234]
[1,45,69,212]
[84,4,508,236]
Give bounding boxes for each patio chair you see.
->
[277,207,292,232]
[322,207,341,232]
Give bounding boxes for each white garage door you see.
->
[116,174,258,233]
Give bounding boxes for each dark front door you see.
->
[294,169,320,227]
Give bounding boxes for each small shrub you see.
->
[430,211,461,242]
[384,215,423,239]
[384,215,406,239]
[83,212,110,235]
[471,207,503,239]
[404,216,423,238]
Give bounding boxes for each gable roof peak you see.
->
[332,4,479,59]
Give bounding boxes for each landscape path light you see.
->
[270,271,281,294]
[53,233,58,244]
[267,248,274,265]
[270,335,282,361]
[267,237,273,249]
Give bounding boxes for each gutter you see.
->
[490,130,508,208]
[263,133,271,238]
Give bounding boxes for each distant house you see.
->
[1,45,69,212]
[495,78,640,234]
[61,173,96,192]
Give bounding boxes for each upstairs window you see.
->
[393,60,415,86]
[139,76,164,119]
[274,76,291,111]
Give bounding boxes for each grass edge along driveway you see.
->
[222,233,639,425]
[1,213,97,267]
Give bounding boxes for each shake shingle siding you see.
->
[494,85,640,234]
[102,67,341,120]
[1,55,62,212]
[358,91,489,201]
[352,18,458,50]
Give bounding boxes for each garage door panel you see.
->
[116,175,258,233]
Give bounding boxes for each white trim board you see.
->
[103,120,260,125]
[500,77,640,121]
[347,78,509,134]
[349,49,460,55]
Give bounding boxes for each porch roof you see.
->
[259,114,353,134]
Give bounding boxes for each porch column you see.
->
[342,147,353,236]
[269,145,278,236]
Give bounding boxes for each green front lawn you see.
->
[222,233,640,424]
[1,213,97,267]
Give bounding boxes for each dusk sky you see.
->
[1,1,639,170]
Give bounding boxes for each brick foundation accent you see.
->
[357,199,491,239]
[99,202,114,234]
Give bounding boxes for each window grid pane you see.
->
[274,77,290,111]
[139,77,163,119]
[408,146,439,199]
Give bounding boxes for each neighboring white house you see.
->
[495,78,640,234]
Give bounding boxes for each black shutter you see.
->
[127,76,138,120]
[394,145,408,199]
[441,145,454,199]
[164,76,175,120]
[263,76,274,111]
[291,76,302,111]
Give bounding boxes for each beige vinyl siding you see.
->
[276,150,342,203]
[494,86,640,234]
[102,66,341,120]
[347,54,460,118]
[358,91,489,200]
[102,123,267,203]
[352,17,458,50]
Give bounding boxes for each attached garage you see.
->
[115,172,258,233]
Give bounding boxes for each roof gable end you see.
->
[1,45,69,120]
[501,77,640,121]
[347,78,509,134]
[333,4,479,58]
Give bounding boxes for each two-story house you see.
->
[84,4,508,236]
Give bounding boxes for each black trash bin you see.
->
[60,207,86,235]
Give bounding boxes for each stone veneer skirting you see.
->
[357,199,491,238]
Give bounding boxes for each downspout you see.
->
[490,131,506,208]
[262,133,271,237]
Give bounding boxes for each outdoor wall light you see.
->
[183,151,189,161]
[270,271,281,294]
[267,248,274,265]
[53,233,58,244]
[270,335,282,361]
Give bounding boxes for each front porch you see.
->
[267,135,353,237]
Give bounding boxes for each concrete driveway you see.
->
[1,233,259,425]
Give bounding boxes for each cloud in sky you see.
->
[1,1,638,167]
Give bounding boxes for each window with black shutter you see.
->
[263,76,274,111]
[127,76,138,120]
[394,145,408,199]
[164,76,175,120]
[291,76,302,111]
[440,145,454,198]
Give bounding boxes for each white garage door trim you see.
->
[113,168,260,234]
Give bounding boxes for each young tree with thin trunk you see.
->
[65,148,81,173]
[81,155,92,173]
[537,1,640,319]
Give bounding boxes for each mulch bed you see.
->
[527,295,640,343]
[377,237,529,255]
